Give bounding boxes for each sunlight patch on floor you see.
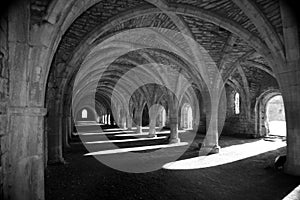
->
[76,121,102,126]
[283,185,300,200]
[78,130,135,136]
[84,142,189,156]
[85,136,167,144]
[163,139,286,170]
[114,129,187,137]
[115,132,170,137]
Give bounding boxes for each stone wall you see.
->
[223,84,253,137]
[0,15,9,199]
[223,65,279,138]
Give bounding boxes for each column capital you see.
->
[8,106,47,116]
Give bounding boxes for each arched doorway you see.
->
[181,103,193,130]
[266,95,286,136]
[255,90,286,138]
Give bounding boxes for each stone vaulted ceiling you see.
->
[39,0,283,109]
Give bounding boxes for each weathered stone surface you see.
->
[0,14,9,200]
[1,0,300,199]
[167,0,261,36]
[254,0,283,36]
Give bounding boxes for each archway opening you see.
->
[159,107,167,127]
[266,95,286,137]
[181,104,193,130]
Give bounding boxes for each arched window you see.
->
[234,93,240,115]
[82,109,88,119]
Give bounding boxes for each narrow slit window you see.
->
[82,109,88,119]
[235,93,240,115]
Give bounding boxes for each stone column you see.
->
[201,93,220,155]
[169,115,180,143]
[117,110,122,127]
[178,108,183,130]
[119,117,126,129]
[63,115,70,148]
[8,107,47,200]
[148,105,160,138]
[280,2,300,176]
[110,113,114,125]
[198,100,206,133]
[280,72,300,176]
[118,110,126,129]
[134,108,143,134]
[192,107,199,131]
[136,125,142,134]
[169,105,180,144]
[165,109,170,128]
[47,100,64,164]
[156,114,160,127]
[126,113,132,130]
[68,116,73,139]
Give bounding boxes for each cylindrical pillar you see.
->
[8,107,47,200]
[169,116,180,143]
[201,94,220,155]
[281,76,300,176]
[47,100,64,164]
[169,104,180,143]
[127,113,132,130]
[148,105,160,138]
[134,108,143,134]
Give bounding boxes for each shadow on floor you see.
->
[46,127,298,200]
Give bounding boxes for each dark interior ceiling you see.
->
[38,0,282,110]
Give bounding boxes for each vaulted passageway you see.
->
[266,95,286,137]
[46,123,296,200]
[1,0,300,199]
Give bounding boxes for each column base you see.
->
[64,143,71,148]
[284,163,300,176]
[47,157,66,165]
[199,145,221,155]
[170,138,180,144]
[148,133,157,138]
[210,145,220,154]
[148,128,156,138]
[136,126,142,134]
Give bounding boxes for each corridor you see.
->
[46,123,298,200]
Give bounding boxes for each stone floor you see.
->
[45,125,300,200]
